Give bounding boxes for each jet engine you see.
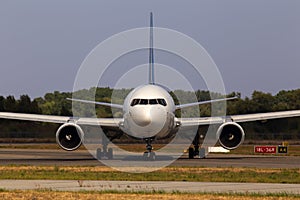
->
[216,122,245,150]
[56,123,84,151]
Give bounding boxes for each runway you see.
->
[0,148,300,168]
[0,180,300,194]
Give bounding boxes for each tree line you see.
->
[0,87,299,141]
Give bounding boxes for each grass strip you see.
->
[0,189,299,200]
[0,166,299,183]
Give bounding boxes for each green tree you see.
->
[251,91,274,113]
[18,95,32,113]
[4,96,17,112]
[0,96,4,111]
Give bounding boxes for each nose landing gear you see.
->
[143,138,156,161]
[97,146,113,160]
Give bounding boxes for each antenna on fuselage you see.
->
[148,12,155,85]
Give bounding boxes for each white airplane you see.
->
[1,13,300,160]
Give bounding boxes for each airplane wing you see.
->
[175,97,237,110]
[0,112,122,127]
[179,110,300,127]
[67,98,123,109]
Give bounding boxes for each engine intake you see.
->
[217,122,245,150]
[56,123,84,151]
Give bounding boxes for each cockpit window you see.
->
[140,99,148,105]
[157,99,167,106]
[130,98,167,107]
[149,99,158,105]
[130,99,140,106]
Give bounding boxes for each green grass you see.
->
[0,166,299,184]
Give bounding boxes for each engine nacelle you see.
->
[216,122,245,150]
[56,123,84,151]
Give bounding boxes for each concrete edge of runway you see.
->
[0,180,299,195]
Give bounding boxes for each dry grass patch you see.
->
[0,191,299,200]
[1,166,295,174]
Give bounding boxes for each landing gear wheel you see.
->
[143,151,156,161]
[96,147,113,160]
[188,147,194,159]
[107,148,113,159]
[96,148,103,160]
[189,131,200,159]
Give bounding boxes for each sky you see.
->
[0,0,299,98]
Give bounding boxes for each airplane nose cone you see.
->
[130,108,151,127]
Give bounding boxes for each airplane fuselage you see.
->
[121,84,177,139]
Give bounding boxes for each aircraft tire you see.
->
[96,148,103,160]
[188,147,194,159]
[107,148,113,159]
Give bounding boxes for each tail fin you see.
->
[148,12,155,84]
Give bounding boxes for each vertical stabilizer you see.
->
[148,12,155,84]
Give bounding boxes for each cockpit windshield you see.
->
[130,98,167,107]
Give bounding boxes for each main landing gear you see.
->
[188,132,200,159]
[96,131,114,160]
[143,138,156,161]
